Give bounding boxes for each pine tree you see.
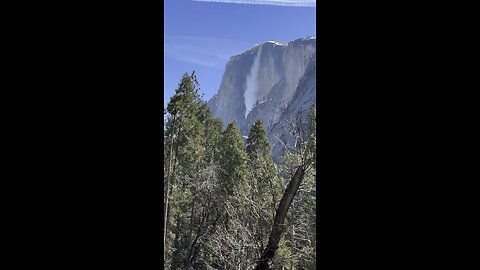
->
[246,119,271,159]
[246,119,284,248]
[164,71,317,269]
[246,119,283,204]
[218,121,249,197]
[164,71,208,268]
[165,72,239,269]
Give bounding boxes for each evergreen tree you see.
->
[164,70,317,269]
[165,72,240,269]
[247,119,289,269]
[246,119,283,209]
[218,121,249,197]
[164,71,209,268]
[246,119,271,158]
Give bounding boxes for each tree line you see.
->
[164,71,316,269]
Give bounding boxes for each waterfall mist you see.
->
[244,46,263,118]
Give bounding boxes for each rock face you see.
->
[207,37,316,163]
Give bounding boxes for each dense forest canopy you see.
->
[164,72,316,269]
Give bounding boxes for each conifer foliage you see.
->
[219,121,249,197]
[164,72,317,269]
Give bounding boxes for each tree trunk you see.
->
[164,114,176,261]
[255,166,305,270]
[185,200,196,268]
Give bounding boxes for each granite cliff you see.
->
[207,37,316,163]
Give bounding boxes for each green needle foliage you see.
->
[218,121,249,197]
[164,72,316,270]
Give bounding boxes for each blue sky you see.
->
[164,0,316,108]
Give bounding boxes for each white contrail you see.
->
[191,0,315,7]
